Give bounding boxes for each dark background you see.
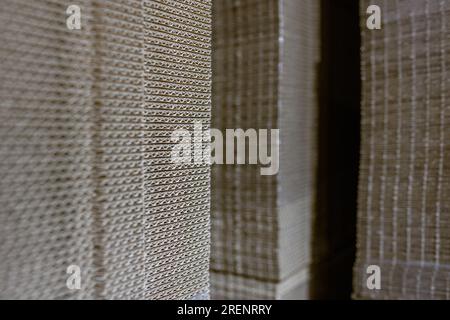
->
[310,0,361,299]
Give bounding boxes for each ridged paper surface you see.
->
[0,0,211,300]
[354,0,450,300]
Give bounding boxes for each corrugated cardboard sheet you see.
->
[354,0,450,299]
[0,0,211,300]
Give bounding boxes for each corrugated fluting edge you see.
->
[0,0,211,300]
[210,0,320,300]
[354,0,450,299]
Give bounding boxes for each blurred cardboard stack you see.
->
[0,0,212,300]
[210,0,320,299]
[354,0,450,299]
[0,0,98,299]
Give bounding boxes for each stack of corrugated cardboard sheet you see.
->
[210,0,320,299]
[354,0,450,299]
[0,0,98,300]
[0,0,211,300]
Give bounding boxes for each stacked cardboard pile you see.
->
[0,0,97,300]
[0,0,212,300]
[210,0,320,299]
[354,0,450,299]
[142,0,212,300]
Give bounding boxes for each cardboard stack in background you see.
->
[354,0,450,299]
[210,0,320,299]
[0,0,212,300]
